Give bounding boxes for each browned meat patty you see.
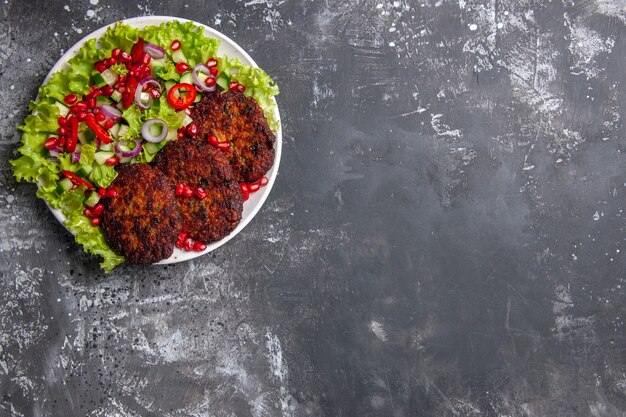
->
[101,163,181,264]
[152,140,243,243]
[191,90,276,183]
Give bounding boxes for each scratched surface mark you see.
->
[1,0,625,416]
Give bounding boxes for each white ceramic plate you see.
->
[40,16,282,265]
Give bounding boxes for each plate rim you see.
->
[39,15,282,265]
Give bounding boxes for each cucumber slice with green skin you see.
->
[99,143,113,152]
[171,49,187,64]
[84,191,101,207]
[165,128,178,142]
[216,74,230,91]
[164,81,176,92]
[55,101,70,117]
[54,178,74,196]
[180,72,193,85]
[75,164,93,177]
[182,114,194,126]
[92,69,118,88]
[110,90,123,102]
[144,140,167,155]
[94,151,115,165]
[77,129,96,144]
[194,94,202,103]
[108,123,121,139]
[96,96,113,106]
[117,124,129,138]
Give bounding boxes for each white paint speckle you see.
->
[389,41,395,47]
[9,85,14,90]
[593,211,600,221]
[63,4,70,11]
[469,23,478,31]
[369,320,388,341]
[89,0,99,4]
[86,9,95,18]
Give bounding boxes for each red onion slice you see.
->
[141,119,168,143]
[134,77,162,110]
[48,148,62,158]
[144,42,165,59]
[71,152,81,164]
[114,139,142,158]
[100,104,122,122]
[192,64,217,92]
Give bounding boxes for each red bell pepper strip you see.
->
[84,113,112,144]
[65,116,78,152]
[61,170,94,190]
[131,37,144,63]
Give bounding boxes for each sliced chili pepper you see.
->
[122,75,138,109]
[84,113,112,144]
[61,170,94,190]
[65,116,79,152]
[131,37,145,63]
[167,83,197,110]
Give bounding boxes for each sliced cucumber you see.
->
[164,81,176,92]
[216,73,230,91]
[144,140,167,155]
[182,114,194,126]
[78,129,96,144]
[92,69,118,88]
[54,178,74,196]
[165,128,178,142]
[171,49,187,64]
[96,96,113,106]
[108,123,121,139]
[94,151,115,165]
[55,101,70,117]
[117,124,129,138]
[180,72,193,85]
[110,90,123,102]
[84,191,101,207]
[194,94,202,103]
[75,164,93,177]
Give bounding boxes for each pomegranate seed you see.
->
[248,183,260,192]
[183,186,194,198]
[170,40,181,50]
[106,188,119,198]
[141,53,151,65]
[235,84,245,93]
[206,58,218,68]
[107,57,117,66]
[57,137,66,147]
[208,135,218,145]
[98,188,107,197]
[229,81,238,90]
[77,111,88,121]
[95,112,106,122]
[175,183,184,196]
[177,129,186,140]
[95,62,107,72]
[175,239,184,248]
[93,107,101,116]
[259,176,269,186]
[92,204,104,216]
[64,94,78,105]
[178,232,187,241]
[70,101,88,113]
[44,137,58,150]
[83,208,93,218]
[176,62,189,74]
[101,85,114,97]
[57,116,67,126]
[120,51,132,63]
[186,123,198,136]
[105,156,120,166]
[217,142,230,151]
[91,217,100,227]
[184,238,194,252]
[209,67,218,76]
[103,119,115,129]
[205,77,216,87]
[242,190,249,201]
[194,187,206,199]
[112,48,123,59]
[240,183,249,193]
[149,88,161,99]
[89,85,99,95]
[193,241,207,251]
[57,126,67,136]
[87,97,96,109]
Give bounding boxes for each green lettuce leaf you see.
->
[89,164,117,188]
[142,21,220,67]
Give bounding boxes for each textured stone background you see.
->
[1,0,625,416]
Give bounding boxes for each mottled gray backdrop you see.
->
[1,0,625,416]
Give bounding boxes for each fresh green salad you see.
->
[10,21,279,271]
